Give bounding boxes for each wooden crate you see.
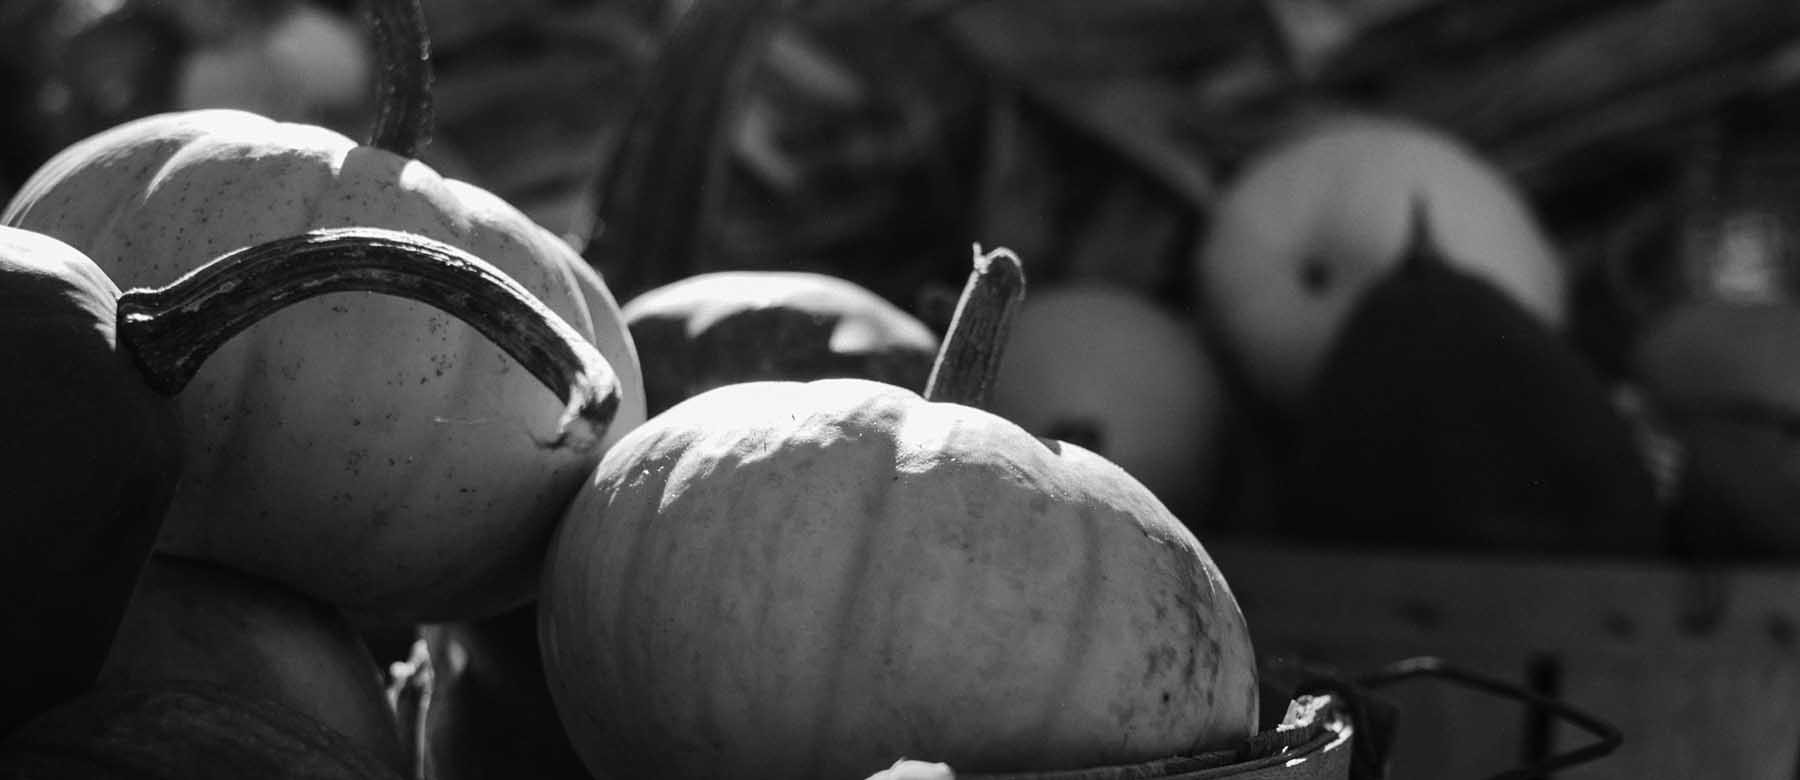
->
[1207,541,1800,780]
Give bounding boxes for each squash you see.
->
[989,283,1229,519]
[1196,115,1565,408]
[2,0,646,622]
[540,247,1258,780]
[0,225,182,736]
[624,270,940,416]
[1280,207,1662,553]
[423,269,939,780]
[0,681,402,780]
[0,225,612,735]
[101,554,408,774]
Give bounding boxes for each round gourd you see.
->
[422,269,937,779]
[624,270,940,416]
[101,554,407,774]
[540,250,1258,780]
[2,0,645,622]
[990,283,1228,518]
[0,681,402,780]
[1196,115,1565,408]
[0,226,183,735]
[424,269,938,780]
[0,225,609,735]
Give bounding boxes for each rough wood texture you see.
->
[1210,541,1800,780]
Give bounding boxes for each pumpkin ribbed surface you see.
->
[540,378,1258,780]
[2,109,645,622]
[0,681,401,780]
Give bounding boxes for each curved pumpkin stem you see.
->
[923,244,1025,408]
[116,228,619,453]
[367,0,434,158]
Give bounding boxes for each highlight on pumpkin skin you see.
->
[866,759,955,780]
[115,227,620,453]
[922,243,1026,409]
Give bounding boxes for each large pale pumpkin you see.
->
[0,225,611,734]
[423,270,939,780]
[540,251,1258,780]
[1,0,645,622]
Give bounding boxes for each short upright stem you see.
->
[923,244,1026,408]
[117,228,619,452]
[367,0,434,158]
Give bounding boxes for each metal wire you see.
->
[1357,656,1624,780]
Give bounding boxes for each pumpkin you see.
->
[422,269,939,780]
[540,248,1259,780]
[624,270,940,416]
[2,0,646,622]
[0,681,402,780]
[101,553,407,774]
[0,225,609,735]
[0,225,182,735]
[1281,207,1662,553]
[989,283,1229,519]
[1196,115,1566,408]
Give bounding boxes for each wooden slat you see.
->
[1555,651,1800,779]
[1208,542,1800,663]
[1207,541,1800,779]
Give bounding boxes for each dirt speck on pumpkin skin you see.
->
[1143,644,1177,682]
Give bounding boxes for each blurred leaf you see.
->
[934,0,1277,77]
[1023,77,1219,210]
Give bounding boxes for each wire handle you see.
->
[1314,656,1622,780]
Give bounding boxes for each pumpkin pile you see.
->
[0,0,1271,779]
[7,0,1785,776]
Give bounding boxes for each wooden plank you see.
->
[1207,542,1800,664]
[1555,651,1800,779]
[1207,542,1800,778]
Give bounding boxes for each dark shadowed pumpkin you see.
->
[101,554,408,774]
[0,225,182,736]
[625,270,940,416]
[0,681,402,780]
